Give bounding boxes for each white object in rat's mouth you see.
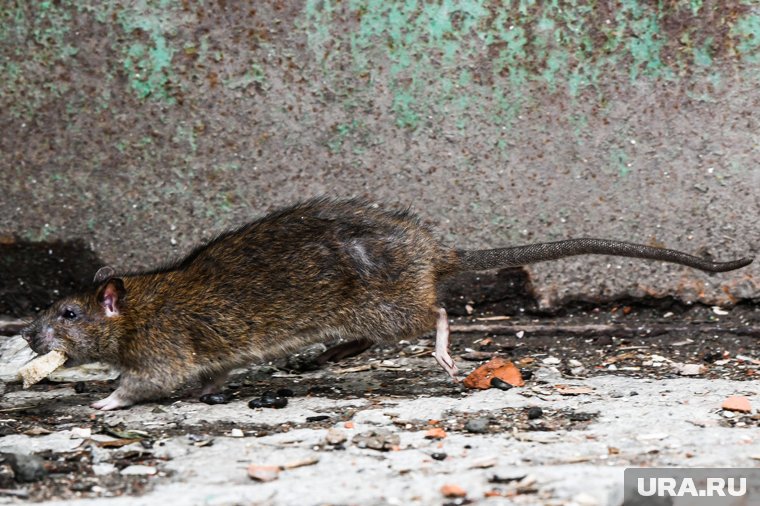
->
[18,350,68,388]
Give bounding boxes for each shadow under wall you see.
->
[0,238,103,317]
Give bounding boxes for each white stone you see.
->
[121,465,157,476]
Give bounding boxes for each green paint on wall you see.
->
[115,0,179,102]
[731,14,760,62]
[611,148,632,177]
[301,1,760,130]
[0,2,76,118]
[693,38,714,67]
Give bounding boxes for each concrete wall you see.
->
[1,0,758,308]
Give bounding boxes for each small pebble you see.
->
[441,484,467,498]
[490,377,513,391]
[352,430,399,451]
[306,415,330,422]
[526,407,543,420]
[248,399,264,409]
[120,465,157,476]
[260,395,287,408]
[573,492,600,506]
[465,417,489,434]
[431,452,447,461]
[325,428,347,445]
[1,453,47,482]
[677,363,704,376]
[630,391,639,396]
[230,428,244,438]
[199,393,228,405]
[569,412,595,422]
[71,481,94,492]
[92,463,117,476]
[542,357,561,365]
[70,427,92,439]
[247,464,280,482]
[425,427,447,439]
[520,369,533,380]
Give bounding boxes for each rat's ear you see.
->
[96,278,126,317]
[93,266,116,284]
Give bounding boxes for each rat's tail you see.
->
[455,238,753,273]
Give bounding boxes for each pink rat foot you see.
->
[91,390,133,411]
[432,308,460,381]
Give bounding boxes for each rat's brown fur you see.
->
[21,198,752,410]
[22,199,459,408]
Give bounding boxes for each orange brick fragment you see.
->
[463,357,524,390]
[441,484,467,498]
[722,396,752,413]
[425,427,447,439]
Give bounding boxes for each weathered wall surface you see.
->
[1,1,758,308]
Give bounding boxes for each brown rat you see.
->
[20,198,753,410]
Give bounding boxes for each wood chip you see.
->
[554,385,594,396]
[24,426,52,436]
[469,457,497,469]
[94,438,143,448]
[281,456,320,470]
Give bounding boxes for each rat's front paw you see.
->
[91,391,133,411]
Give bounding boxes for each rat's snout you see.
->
[20,324,33,343]
[21,324,56,355]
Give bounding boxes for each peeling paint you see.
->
[301,1,760,129]
[114,0,180,102]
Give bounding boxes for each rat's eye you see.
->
[61,309,78,320]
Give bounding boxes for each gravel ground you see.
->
[0,303,758,505]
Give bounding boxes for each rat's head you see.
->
[20,267,127,365]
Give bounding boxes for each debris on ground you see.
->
[247,465,280,482]
[441,483,467,498]
[463,357,524,390]
[0,299,756,503]
[352,430,400,452]
[721,395,753,413]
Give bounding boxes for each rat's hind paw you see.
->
[90,391,133,411]
[433,307,461,381]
